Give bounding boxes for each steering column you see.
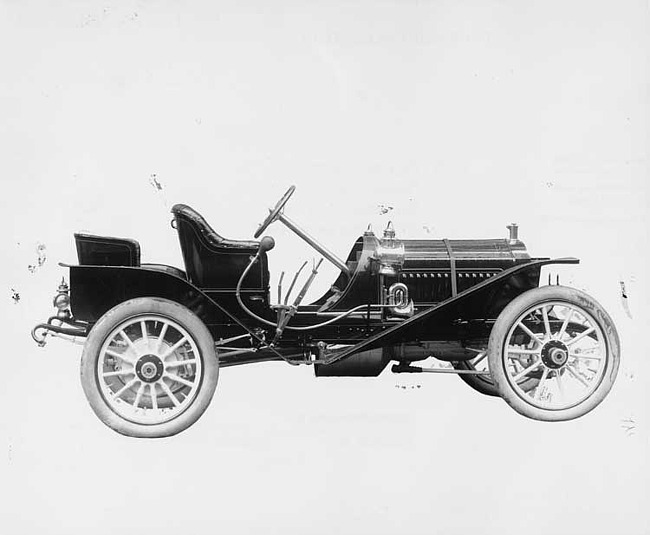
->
[254,185,350,275]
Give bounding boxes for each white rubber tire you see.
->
[80,297,218,438]
[488,286,620,421]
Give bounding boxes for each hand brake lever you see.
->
[284,261,308,305]
[272,258,324,344]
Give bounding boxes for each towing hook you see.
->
[31,318,89,346]
[31,325,48,347]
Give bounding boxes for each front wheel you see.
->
[488,286,620,421]
[80,298,219,438]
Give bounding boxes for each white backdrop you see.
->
[1,1,648,534]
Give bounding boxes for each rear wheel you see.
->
[80,297,219,438]
[488,286,620,421]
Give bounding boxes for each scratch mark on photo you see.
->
[619,280,632,319]
[378,204,393,215]
[28,243,47,273]
[621,417,636,437]
[150,173,164,192]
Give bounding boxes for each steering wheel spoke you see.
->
[254,185,296,238]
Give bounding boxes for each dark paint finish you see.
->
[60,204,578,377]
[67,257,574,368]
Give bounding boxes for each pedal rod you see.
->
[392,363,491,375]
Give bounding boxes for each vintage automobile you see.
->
[32,186,620,437]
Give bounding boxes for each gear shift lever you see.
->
[258,236,275,254]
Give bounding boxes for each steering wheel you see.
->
[254,185,296,238]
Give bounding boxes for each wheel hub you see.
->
[541,340,568,369]
[135,355,164,383]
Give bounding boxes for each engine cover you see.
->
[396,237,531,304]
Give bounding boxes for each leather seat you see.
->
[170,204,267,289]
[171,204,260,250]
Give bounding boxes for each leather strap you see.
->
[443,238,457,297]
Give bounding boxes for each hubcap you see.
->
[541,340,569,369]
[135,355,164,383]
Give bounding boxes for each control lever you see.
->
[293,258,323,306]
[277,271,285,304]
[258,236,276,256]
[284,261,308,305]
[272,258,324,344]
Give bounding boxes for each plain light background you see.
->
[1,1,648,534]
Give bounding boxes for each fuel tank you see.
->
[402,237,529,269]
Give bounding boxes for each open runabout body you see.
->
[33,186,620,437]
